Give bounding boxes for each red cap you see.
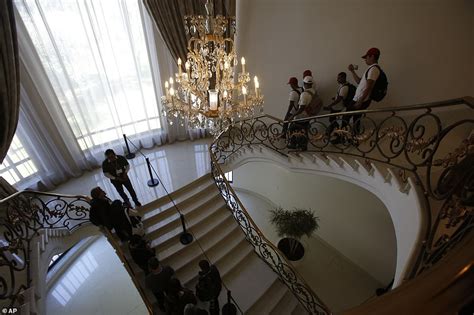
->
[287,77,298,85]
[362,47,380,59]
[303,70,312,77]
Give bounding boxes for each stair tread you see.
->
[140,174,213,216]
[247,279,287,315]
[151,204,230,255]
[270,289,299,315]
[177,226,245,284]
[291,304,307,315]
[158,210,234,265]
[221,251,278,312]
[145,195,225,242]
[142,181,218,222]
[184,237,253,290]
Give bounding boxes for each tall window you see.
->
[0,135,38,185]
[15,0,161,151]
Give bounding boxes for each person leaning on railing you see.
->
[287,76,318,151]
[89,186,132,241]
[128,234,156,274]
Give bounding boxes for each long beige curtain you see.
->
[143,0,235,63]
[0,0,20,164]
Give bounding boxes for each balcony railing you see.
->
[209,96,473,314]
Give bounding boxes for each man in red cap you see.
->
[281,77,302,137]
[345,47,381,133]
[303,69,312,78]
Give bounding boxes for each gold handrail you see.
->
[103,229,154,315]
[0,189,89,204]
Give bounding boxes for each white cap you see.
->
[303,76,313,84]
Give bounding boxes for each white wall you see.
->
[233,161,397,284]
[236,0,474,118]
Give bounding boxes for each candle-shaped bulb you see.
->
[165,81,169,88]
[224,61,229,69]
[177,58,182,75]
[223,90,228,98]
[169,77,174,85]
[169,88,175,96]
[242,86,247,95]
[241,57,246,73]
[185,61,190,70]
[254,76,259,89]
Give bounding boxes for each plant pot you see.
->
[277,237,305,261]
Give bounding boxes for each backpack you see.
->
[341,83,356,107]
[304,90,323,116]
[365,65,388,102]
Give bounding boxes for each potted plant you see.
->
[269,207,319,261]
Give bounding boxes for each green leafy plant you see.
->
[270,207,320,240]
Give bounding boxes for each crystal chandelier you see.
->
[161,0,264,135]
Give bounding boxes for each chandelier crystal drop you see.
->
[161,0,264,136]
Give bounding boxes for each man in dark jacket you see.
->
[145,257,175,311]
[102,149,141,208]
[129,235,155,274]
[89,186,132,241]
[164,278,197,315]
[196,260,222,315]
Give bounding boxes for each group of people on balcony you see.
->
[89,150,232,315]
[284,47,387,150]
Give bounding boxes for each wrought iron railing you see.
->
[0,191,153,314]
[209,158,332,314]
[209,96,473,314]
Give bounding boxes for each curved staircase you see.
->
[1,97,472,315]
[136,173,307,314]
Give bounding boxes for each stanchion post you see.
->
[179,214,193,245]
[145,158,159,187]
[123,134,136,159]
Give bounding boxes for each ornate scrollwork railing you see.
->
[210,96,473,314]
[209,158,332,314]
[0,191,90,308]
[0,189,153,314]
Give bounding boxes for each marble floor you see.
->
[53,138,213,203]
[46,236,147,315]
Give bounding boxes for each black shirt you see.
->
[102,155,129,180]
[145,266,175,295]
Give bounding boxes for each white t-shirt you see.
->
[296,87,316,119]
[288,89,300,115]
[333,84,349,111]
[354,64,380,102]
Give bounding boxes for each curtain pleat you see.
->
[143,0,235,64]
[0,0,20,164]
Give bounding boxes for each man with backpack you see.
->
[288,75,322,150]
[346,47,388,135]
[324,72,356,143]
